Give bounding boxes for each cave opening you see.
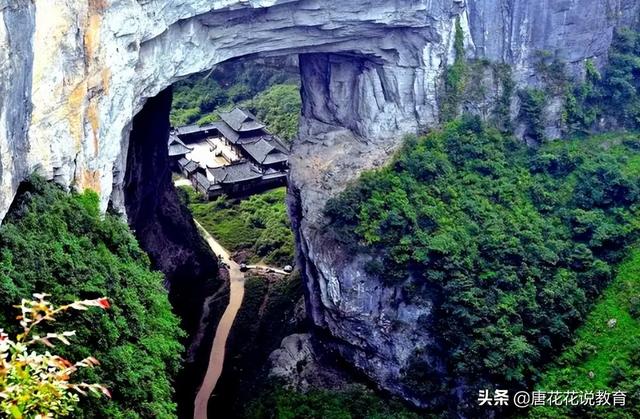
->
[122,47,400,417]
[124,54,308,418]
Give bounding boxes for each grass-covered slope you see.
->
[178,186,294,267]
[0,178,184,418]
[530,247,640,418]
[325,118,640,412]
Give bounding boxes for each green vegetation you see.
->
[248,84,301,141]
[0,177,184,418]
[232,273,302,357]
[439,18,467,121]
[564,59,601,134]
[213,272,304,414]
[0,294,110,418]
[325,118,640,412]
[178,186,294,266]
[492,63,515,133]
[518,88,548,144]
[170,59,301,142]
[170,75,227,126]
[564,28,640,135]
[229,272,302,368]
[530,247,640,418]
[438,22,516,133]
[245,384,420,419]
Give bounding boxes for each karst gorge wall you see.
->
[1,0,639,407]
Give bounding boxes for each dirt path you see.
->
[193,220,245,419]
[187,202,291,418]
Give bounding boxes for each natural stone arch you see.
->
[20,0,465,221]
[2,0,639,410]
[6,0,634,221]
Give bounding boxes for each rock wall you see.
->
[0,1,34,220]
[1,0,639,409]
[467,0,639,79]
[0,0,467,220]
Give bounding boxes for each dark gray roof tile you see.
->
[208,161,263,184]
[168,135,193,156]
[241,138,288,164]
[219,108,265,132]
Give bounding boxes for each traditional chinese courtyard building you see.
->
[170,107,289,198]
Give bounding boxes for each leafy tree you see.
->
[565,59,602,134]
[0,177,184,418]
[170,57,300,140]
[247,83,301,142]
[440,18,467,121]
[324,120,640,415]
[564,27,640,134]
[518,88,547,144]
[245,384,420,419]
[180,186,294,266]
[0,294,111,418]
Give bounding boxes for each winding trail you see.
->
[193,220,245,419]
[190,217,290,418]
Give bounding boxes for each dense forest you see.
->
[532,246,640,418]
[170,58,301,142]
[178,186,294,267]
[325,119,640,414]
[323,26,640,415]
[245,384,421,419]
[0,178,183,418]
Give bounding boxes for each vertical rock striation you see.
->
[0,1,34,218]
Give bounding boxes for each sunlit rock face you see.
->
[1,0,638,407]
[0,0,462,220]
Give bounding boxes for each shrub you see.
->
[324,123,640,413]
[181,187,295,266]
[518,88,547,143]
[0,177,184,418]
[439,18,467,122]
[0,294,110,418]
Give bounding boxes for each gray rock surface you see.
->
[1,0,638,407]
[0,1,34,217]
[467,0,639,80]
[268,333,355,391]
[268,333,320,391]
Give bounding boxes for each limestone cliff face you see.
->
[467,0,639,77]
[0,1,34,220]
[1,0,466,220]
[0,0,638,408]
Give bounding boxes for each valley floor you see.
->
[184,186,292,418]
[193,220,246,419]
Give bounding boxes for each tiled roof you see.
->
[168,135,193,156]
[241,138,288,165]
[174,123,218,137]
[193,172,210,188]
[262,153,288,165]
[262,171,288,180]
[219,108,265,132]
[178,158,199,174]
[241,139,273,162]
[209,121,239,143]
[208,161,262,184]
